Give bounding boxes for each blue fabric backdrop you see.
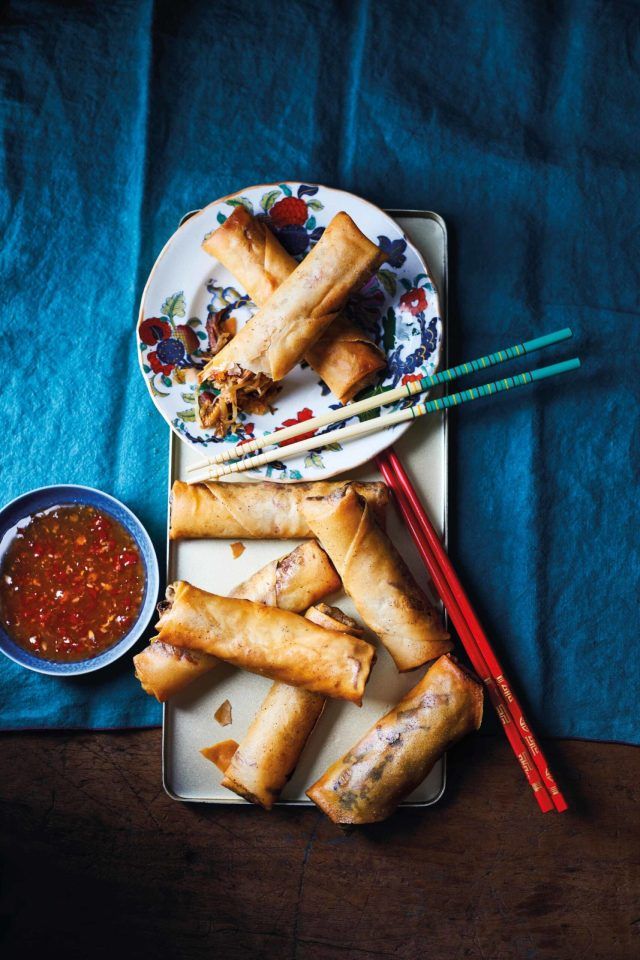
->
[0,0,638,740]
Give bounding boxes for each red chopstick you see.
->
[377,456,552,814]
[383,449,567,811]
[377,449,567,813]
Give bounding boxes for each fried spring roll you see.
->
[133,641,213,703]
[220,685,324,808]
[197,212,385,435]
[304,319,387,404]
[202,206,386,403]
[307,655,484,824]
[206,605,363,809]
[302,485,451,671]
[133,540,340,701]
[155,581,375,703]
[203,205,294,305]
[169,479,389,541]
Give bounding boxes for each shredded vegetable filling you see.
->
[198,366,280,436]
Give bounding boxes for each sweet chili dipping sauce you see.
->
[0,505,145,662]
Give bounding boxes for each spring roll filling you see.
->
[198,365,280,435]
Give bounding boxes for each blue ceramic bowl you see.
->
[0,485,159,676]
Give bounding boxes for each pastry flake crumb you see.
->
[214,699,233,726]
[201,739,238,772]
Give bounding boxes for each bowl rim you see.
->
[0,484,160,676]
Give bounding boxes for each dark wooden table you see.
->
[0,732,637,960]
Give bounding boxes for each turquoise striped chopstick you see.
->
[193,357,581,480]
[189,327,573,473]
[411,328,573,392]
[407,357,581,417]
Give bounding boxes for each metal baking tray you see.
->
[162,210,449,806]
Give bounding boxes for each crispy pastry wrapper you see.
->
[303,602,363,636]
[202,206,386,403]
[303,316,386,403]
[302,484,451,671]
[229,539,340,610]
[307,655,484,824]
[198,211,385,385]
[202,204,295,305]
[213,604,362,809]
[133,540,340,701]
[132,640,214,703]
[154,581,375,704]
[220,683,325,809]
[169,479,388,540]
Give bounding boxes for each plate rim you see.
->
[136,181,444,481]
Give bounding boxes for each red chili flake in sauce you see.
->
[0,504,145,662]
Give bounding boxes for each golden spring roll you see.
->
[202,206,386,403]
[307,655,484,824]
[133,540,340,701]
[303,485,452,672]
[155,581,375,703]
[133,641,214,703]
[207,605,363,809]
[197,212,385,434]
[220,685,325,809]
[304,318,387,404]
[169,479,389,540]
[203,204,294,305]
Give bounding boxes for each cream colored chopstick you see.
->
[187,328,573,473]
[187,357,580,482]
[188,408,411,481]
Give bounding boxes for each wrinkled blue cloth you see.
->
[0,0,637,740]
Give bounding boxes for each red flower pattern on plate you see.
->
[278,407,316,446]
[399,288,428,316]
[269,196,309,228]
[237,423,256,447]
[139,317,171,345]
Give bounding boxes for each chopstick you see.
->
[376,449,568,814]
[377,458,553,814]
[189,327,573,473]
[190,357,580,481]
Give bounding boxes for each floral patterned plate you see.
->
[137,183,443,481]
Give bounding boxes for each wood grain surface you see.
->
[0,732,637,960]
